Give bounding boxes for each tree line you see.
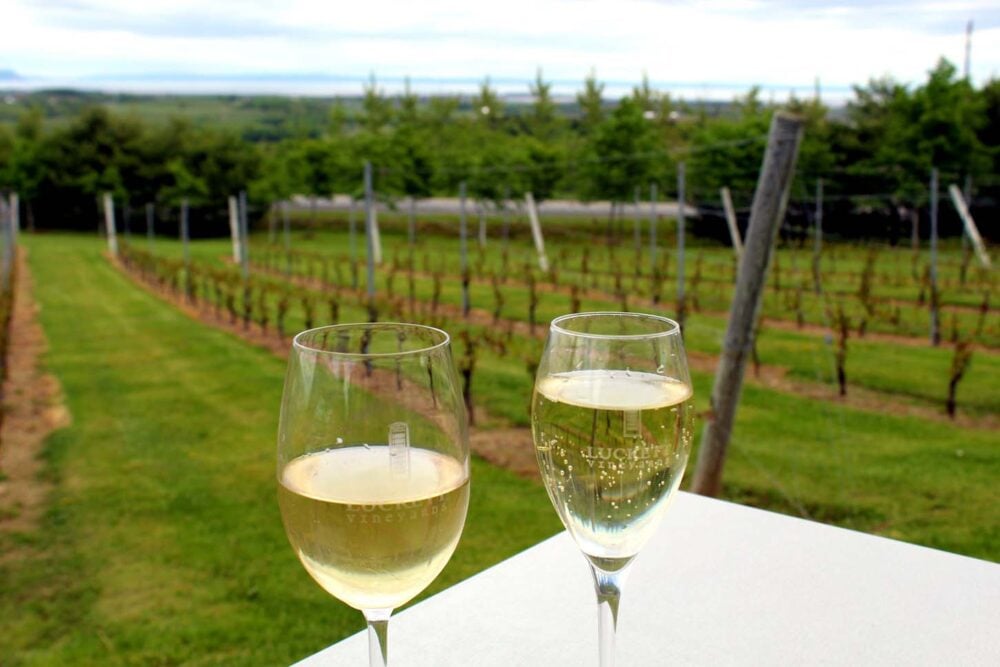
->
[0,58,996,240]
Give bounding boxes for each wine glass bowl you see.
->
[531,312,693,665]
[277,323,470,666]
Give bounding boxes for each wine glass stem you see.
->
[363,608,392,667]
[591,564,630,667]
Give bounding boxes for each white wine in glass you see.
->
[277,323,470,667]
[531,313,693,666]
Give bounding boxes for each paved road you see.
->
[287,194,698,219]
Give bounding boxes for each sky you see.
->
[3,0,999,101]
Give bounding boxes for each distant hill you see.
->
[0,69,21,81]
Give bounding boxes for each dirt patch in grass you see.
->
[0,248,71,540]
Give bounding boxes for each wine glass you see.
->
[531,312,694,666]
[277,323,470,667]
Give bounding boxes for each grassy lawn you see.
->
[0,234,560,665]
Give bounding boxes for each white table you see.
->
[296,492,1000,666]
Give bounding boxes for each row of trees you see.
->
[0,59,996,237]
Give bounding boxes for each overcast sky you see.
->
[3,0,999,100]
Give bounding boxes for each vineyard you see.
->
[1,59,999,664]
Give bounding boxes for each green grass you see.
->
[0,234,560,665]
[7,231,997,665]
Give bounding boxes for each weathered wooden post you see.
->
[929,168,940,346]
[1,197,13,290]
[408,196,417,247]
[720,186,743,259]
[348,196,358,289]
[238,190,250,280]
[364,162,377,320]
[146,202,155,250]
[525,192,549,272]
[8,192,19,241]
[633,185,642,272]
[228,195,241,264]
[948,184,991,268]
[812,178,823,295]
[180,198,190,267]
[103,192,118,256]
[674,165,685,327]
[691,113,804,497]
[282,201,292,276]
[460,182,470,317]
[478,201,487,248]
[649,183,659,272]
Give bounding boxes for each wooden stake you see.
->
[460,182,470,317]
[364,162,377,318]
[238,190,250,279]
[146,202,155,249]
[812,178,823,295]
[524,192,549,272]
[691,113,804,497]
[180,197,190,266]
[103,192,118,256]
[720,186,743,258]
[228,195,241,263]
[650,183,659,272]
[929,168,940,346]
[282,201,291,276]
[674,166,684,324]
[948,184,991,268]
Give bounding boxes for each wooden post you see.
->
[370,202,383,265]
[8,192,19,241]
[524,192,549,272]
[180,198,190,265]
[675,165,685,325]
[408,196,417,246]
[501,185,511,249]
[146,202,155,250]
[1,197,13,290]
[478,201,487,248]
[228,195,241,263]
[460,182,470,317]
[348,196,358,289]
[929,168,940,346]
[0,197,14,290]
[282,201,291,276]
[238,190,249,280]
[364,162,377,306]
[691,113,804,497]
[103,192,118,256]
[812,178,823,295]
[720,186,743,258]
[948,184,991,268]
[633,185,642,264]
[649,183,659,272]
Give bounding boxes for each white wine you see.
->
[278,446,469,611]
[532,369,693,569]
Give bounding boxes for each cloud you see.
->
[2,0,998,97]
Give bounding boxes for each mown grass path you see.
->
[0,234,559,665]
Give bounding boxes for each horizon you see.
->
[2,1,998,104]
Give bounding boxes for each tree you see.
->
[576,69,605,135]
[527,69,561,142]
[582,96,661,204]
[473,77,505,130]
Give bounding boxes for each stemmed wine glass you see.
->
[531,312,694,666]
[277,323,470,667]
